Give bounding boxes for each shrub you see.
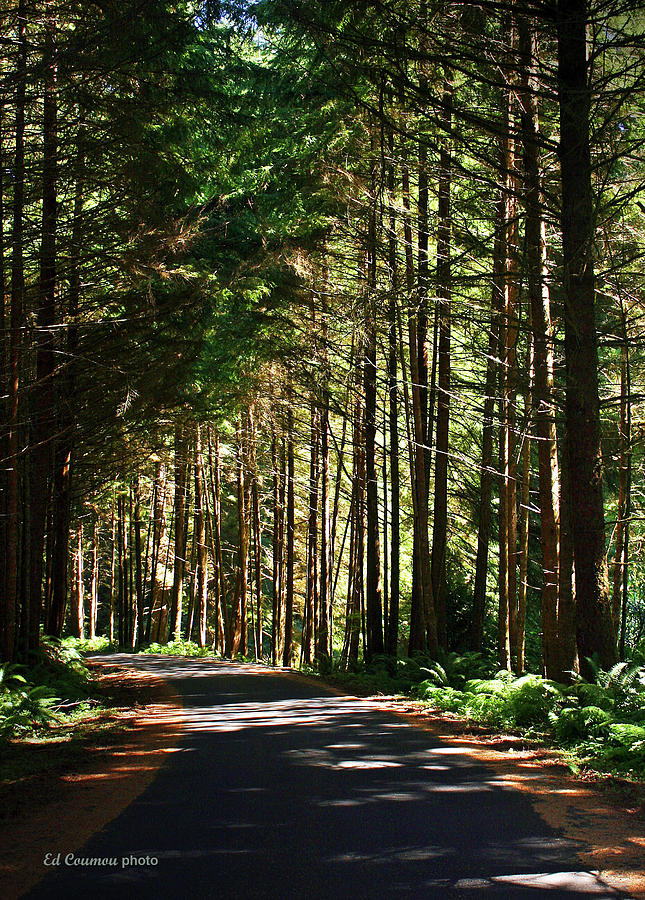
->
[553,706,611,743]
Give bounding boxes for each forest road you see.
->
[25,654,631,900]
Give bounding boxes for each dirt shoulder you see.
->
[0,661,184,900]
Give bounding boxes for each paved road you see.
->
[26,655,625,899]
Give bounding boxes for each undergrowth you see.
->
[321,650,645,780]
[140,639,221,658]
[0,639,110,741]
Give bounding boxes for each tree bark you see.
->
[3,0,27,661]
[170,425,188,641]
[28,4,58,652]
[283,400,295,666]
[557,0,617,672]
[431,81,452,649]
[194,426,208,648]
[519,14,562,679]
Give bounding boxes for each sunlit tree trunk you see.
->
[90,514,98,641]
[207,428,227,653]
[249,408,262,660]
[318,284,332,661]
[612,297,631,661]
[519,14,562,679]
[304,400,319,665]
[170,425,188,641]
[431,80,452,648]
[72,525,84,640]
[365,142,384,661]
[283,400,295,666]
[194,426,208,648]
[386,135,400,658]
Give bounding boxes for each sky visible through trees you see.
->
[1,0,644,684]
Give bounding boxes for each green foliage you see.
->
[140,640,220,658]
[408,655,645,778]
[552,706,612,743]
[0,640,101,739]
[61,636,114,654]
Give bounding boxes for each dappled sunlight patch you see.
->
[330,844,456,863]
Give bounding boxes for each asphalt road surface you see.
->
[26,655,627,899]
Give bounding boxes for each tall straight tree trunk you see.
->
[557,0,617,672]
[207,428,227,653]
[501,29,520,669]
[283,401,295,667]
[431,81,452,649]
[170,425,188,641]
[402,155,436,656]
[133,475,143,648]
[4,0,27,661]
[72,525,84,639]
[614,298,631,659]
[249,409,262,660]
[194,426,208,648]
[471,199,504,651]
[317,283,332,662]
[516,337,533,675]
[364,141,384,661]
[233,419,250,656]
[519,14,562,679]
[558,426,578,676]
[147,462,166,643]
[48,113,83,640]
[90,514,98,641]
[386,136,400,657]
[110,492,116,644]
[305,400,319,665]
[28,5,58,652]
[271,425,283,665]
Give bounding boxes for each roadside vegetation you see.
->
[0,640,120,745]
[318,649,645,783]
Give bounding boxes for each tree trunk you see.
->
[557,0,617,672]
[3,0,27,661]
[365,144,384,661]
[318,285,332,662]
[519,14,562,679]
[305,401,319,665]
[133,475,144,648]
[207,428,227,653]
[73,525,84,640]
[28,5,58,653]
[194,426,208,648]
[170,424,188,641]
[249,409,262,660]
[431,81,452,649]
[283,401,295,667]
[271,425,283,665]
[90,515,98,641]
[386,136,400,658]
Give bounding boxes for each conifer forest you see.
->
[1,0,645,688]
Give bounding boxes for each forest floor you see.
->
[0,657,643,899]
